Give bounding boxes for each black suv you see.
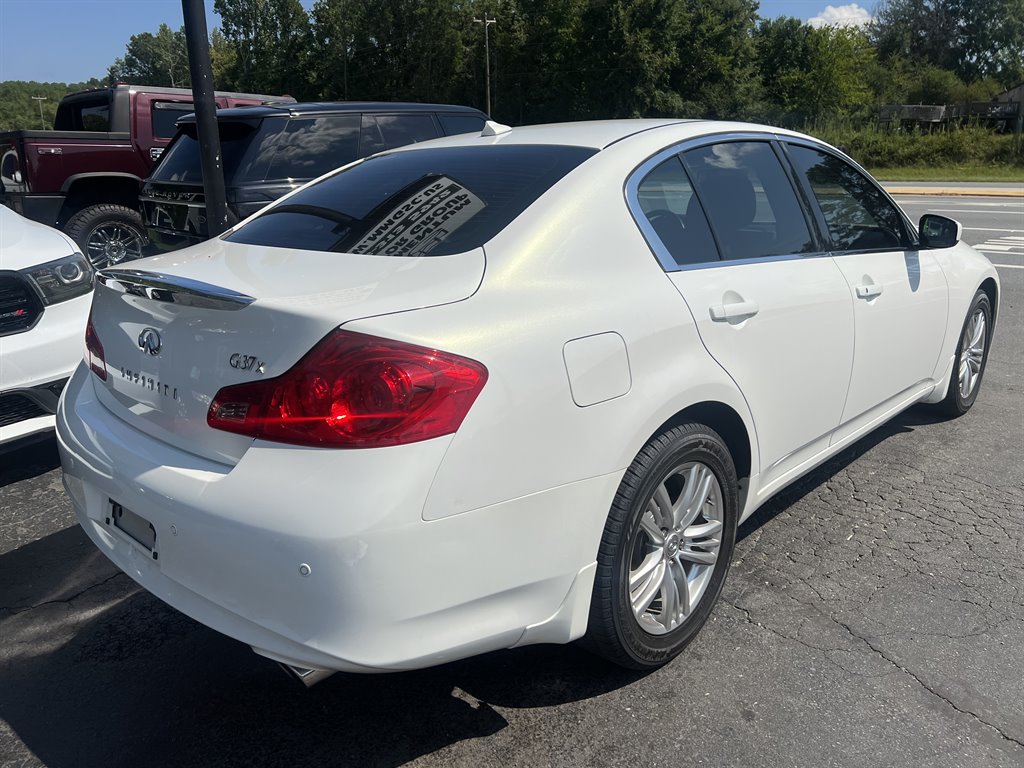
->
[140,102,488,252]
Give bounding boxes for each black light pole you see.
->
[181,0,229,237]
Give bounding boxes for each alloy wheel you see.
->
[86,223,144,269]
[958,307,987,399]
[628,461,724,636]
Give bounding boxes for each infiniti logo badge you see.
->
[138,328,162,356]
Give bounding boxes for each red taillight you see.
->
[85,309,107,381]
[207,330,488,448]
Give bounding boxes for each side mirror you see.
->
[919,214,961,249]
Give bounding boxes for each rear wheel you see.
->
[584,424,738,669]
[65,204,147,269]
[937,289,992,417]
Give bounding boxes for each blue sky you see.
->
[0,0,876,84]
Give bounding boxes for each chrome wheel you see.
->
[958,307,987,399]
[86,223,144,268]
[629,461,723,636]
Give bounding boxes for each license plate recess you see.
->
[108,500,158,559]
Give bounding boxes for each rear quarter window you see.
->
[438,114,486,136]
[226,144,597,256]
[368,114,440,150]
[152,102,195,139]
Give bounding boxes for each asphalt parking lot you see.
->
[1,194,1022,768]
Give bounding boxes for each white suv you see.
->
[1,205,94,445]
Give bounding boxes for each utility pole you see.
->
[181,0,230,238]
[473,14,496,116]
[31,96,47,129]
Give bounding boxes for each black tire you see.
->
[937,289,992,417]
[64,204,148,269]
[583,423,739,669]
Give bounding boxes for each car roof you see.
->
[178,102,488,123]
[383,119,820,151]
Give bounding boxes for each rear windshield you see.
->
[224,144,597,256]
[54,95,111,132]
[150,118,287,184]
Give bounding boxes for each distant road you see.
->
[884,181,1023,197]
[893,193,1024,273]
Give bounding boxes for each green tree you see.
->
[574,0,688,118]
[107,24,190,87]
[756,19,874,124]
[209,27,238,90]
[671,0,761,119]
[215,0,314,98]
[953,0,1024,86]
[907,64,961,104]
[311,0,474,103]
[0,79,105,131]
[871,0,1024,87]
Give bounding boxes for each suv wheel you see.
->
[65,204,147,269]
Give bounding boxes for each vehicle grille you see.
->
[0,274,43,336]
[0,393,48,428]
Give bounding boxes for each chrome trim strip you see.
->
[675,251,814,271]
[96,269,255,310]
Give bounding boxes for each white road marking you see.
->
[994,263,1024,269]
[963,228,1024,233]
[980,245,1014,251]
[930,209,1024,215]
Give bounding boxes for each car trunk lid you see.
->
[87,238,484,465]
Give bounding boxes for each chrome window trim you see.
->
[625,131,833,273]
[97,269,255,310]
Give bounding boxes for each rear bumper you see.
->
[56,364,614,672]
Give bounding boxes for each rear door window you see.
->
[682,141,815,261]
[226,144,596,256]
[266,115,361,180]
[787,145,908,251]
[636,156,719,267]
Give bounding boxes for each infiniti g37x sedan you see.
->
[57,120,998,684]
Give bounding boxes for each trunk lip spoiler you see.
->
[97,268,255,311]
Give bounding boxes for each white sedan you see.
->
[56,120,997,685]
[1,205,94,445]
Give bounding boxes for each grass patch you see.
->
[802,123,1023,175]
[867,165,1024,182]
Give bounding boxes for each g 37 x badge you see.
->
[229,353,265,374]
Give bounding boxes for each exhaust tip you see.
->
[279,663,336,688]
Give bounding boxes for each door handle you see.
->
[855,284,883,300]
[709,300,759,322]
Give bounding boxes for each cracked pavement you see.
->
[1,199,1022,767]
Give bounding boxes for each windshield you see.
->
[150,118,287,184]
[225,144,597,256]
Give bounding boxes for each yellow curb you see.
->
[884,186,1024,197]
